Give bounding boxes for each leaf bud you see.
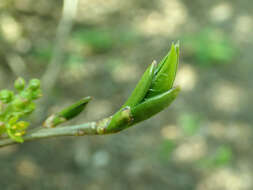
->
[0,90,14,103]
[14,77,26,91]
[28,79,40,90]
[12,97,29,109]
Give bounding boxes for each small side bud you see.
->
[30,89,42,100]
[43,96,92,128]
[28,79,40,90]
[14,77,26,91]
[12,97,29,109]
[0,90,14,103]
[57,96,92,121]
[43,114,66,128]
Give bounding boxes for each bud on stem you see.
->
[43,96,92,128]
[107,43,180,133]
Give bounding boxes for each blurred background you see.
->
[0,0,252,189]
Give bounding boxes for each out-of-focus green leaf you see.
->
[213,146,233,166]
[179,113,201,136]
[72,29,114,53]
[198,145,233,169]
[72,28,140,53]
[31,46,53,62]
[159,139,176,161]
[184,28,236,65]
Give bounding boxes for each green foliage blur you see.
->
[31,27,140,66]
[199,145,233,168]
[184,28,236,65]
[179,113,201,136]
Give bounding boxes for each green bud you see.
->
[106,43,180,133]
[20,90,32,100]
[14,77,26,91]
[23,102,35,114]
[43,96,92,128]
[43,114,66,128]
[20,88,42,101]
[28,79,40,90]
[12,97,29,109]
[107,61,156,132]
[0,90,14,103]
[57,96,91,120]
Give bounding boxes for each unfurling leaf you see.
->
[106,43,180,133]
[131,87,180,125]
[146,42,179,98]
[121,61,156,108]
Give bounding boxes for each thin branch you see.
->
[0,121,99,147]
[0,108,131,148]
[41,0,78,94]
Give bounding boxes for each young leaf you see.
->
[121,61,156,108]
[146,43,179,98]
[131,86,180,125]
